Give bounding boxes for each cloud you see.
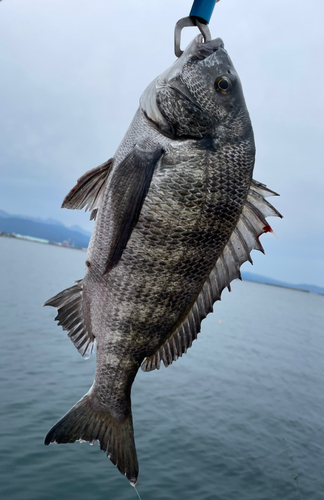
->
[0,0,323,285]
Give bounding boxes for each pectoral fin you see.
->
[103,146,163,274]
[62,159,113,220]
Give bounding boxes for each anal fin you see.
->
[43,280,94,358]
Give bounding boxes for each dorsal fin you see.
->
[62,159,113,220]
[141,180,283,372]
[43,280,95,358]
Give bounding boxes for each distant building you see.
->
[14,234,49,244]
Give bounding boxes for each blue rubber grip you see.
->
[189,0,217,24]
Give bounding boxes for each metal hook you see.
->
[174,16,212,58]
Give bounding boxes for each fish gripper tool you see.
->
[174,0,220,57]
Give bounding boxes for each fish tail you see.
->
[44,393,138,485]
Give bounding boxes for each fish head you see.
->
[141,35,252,140]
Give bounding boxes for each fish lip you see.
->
[196,37,225,59]
[182,34,225,58]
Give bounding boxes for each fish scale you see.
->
[44,35,282,485]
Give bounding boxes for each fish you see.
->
[44,35,282,485]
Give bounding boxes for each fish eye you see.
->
[215,76,232,95]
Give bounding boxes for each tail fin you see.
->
[44,393,138,485]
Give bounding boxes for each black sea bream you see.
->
[44,36,282,484]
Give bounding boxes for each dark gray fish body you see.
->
[44,36,281,484]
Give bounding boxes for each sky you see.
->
[0,0,323,287]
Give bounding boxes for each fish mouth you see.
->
[179,34,225,60]
[196,36,225,59]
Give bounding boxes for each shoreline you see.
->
[1,232,322,295]
[0,231,87,251]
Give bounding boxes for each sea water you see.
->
[0,237,323,500]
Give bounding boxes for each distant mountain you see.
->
[1,209,323,295]
[0,210,90,249]
[0,209,66,227]
[241,271,324,295]
[70,225,92,237]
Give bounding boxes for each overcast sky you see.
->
[0,0,323,287]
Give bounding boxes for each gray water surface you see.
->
[1,237,323,500]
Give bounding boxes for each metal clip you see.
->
[174,17,212,58]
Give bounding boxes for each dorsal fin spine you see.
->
[165,343,172,365]
[156,351,161,370]
[204,282,213,314]
[209,269,220,301]
[175,328,182,354]
[220,254,231,292]
[234,227,253,264]
[243,212,265,253]
[198,293,207,317]
[248,190,282,218]
[187,316,195,346]
[193,303,201,334]
[214,267,222,300]
[171,337,178,359]
[246,200,268,227]
[168,339,174,362]
[227,240,242,279]
[182,322,191,350]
